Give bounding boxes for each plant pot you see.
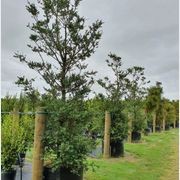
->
[144,128,151,136]
[59,167,83,180]
[155,126,161,132]
[110,140,124,157]
[176,122,179,128]
[131,131,141,142]
[43,166,60,180]
[165,125,170,130]
[16,152,26,165]
[1,169,16,180]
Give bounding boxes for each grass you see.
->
[84,129,179,180]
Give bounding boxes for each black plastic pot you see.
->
[1,169,16,180]
[165,125,170,130]
[110,140,124,157]
[43,166,83,180]
[155,126,161,132]
[131,131,141,142]
[176,122,179,128]
[43,167,60,180]
[60,167,83,180]
[144,128,151,136]
[16,152,26,165]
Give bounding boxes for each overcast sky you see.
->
[1,0,179,100]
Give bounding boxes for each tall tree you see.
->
[14,0,103,101]
[145,82,163,132]
[13,0,103,175]
[98,53,128,157]
[125,66,150,135]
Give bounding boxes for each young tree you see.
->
[145,82,163,132]
[14,0,103,176]
[14,0,103,101]
[125,66,150,140]
[98,53,128,157]
[172,100,179,128]
[165,101,176,129]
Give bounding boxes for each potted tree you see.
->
[42,99,96,180]
[125,66,150,142]
[110,105,128,157]
[1,115,24,180]
[14,0,103,178]
[98,53,129,157]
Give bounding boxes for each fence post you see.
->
[173,120,176,128]
[153,113,156,133]
[127,114,132,143]
[12,107,19,126]
[103,111,111,158]
[162,116,165,131]
[32,107,47,180]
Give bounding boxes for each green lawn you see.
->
[84,129,179,180]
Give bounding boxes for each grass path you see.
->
[84,129,179,180]
[160,129,179,180]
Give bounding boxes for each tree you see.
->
[165,101,176,128]
[125,66,150,135]
[14,0,103,175]
[145,82,163,132]
[98,53,128,157]
[85,94,107,138]
[172,100,179,127]
[14,0,103,101]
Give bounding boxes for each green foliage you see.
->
[13,0,103,173]
[145,82,163,126]
[14,0,103,100]
[98,53,128,101]
[145,82,163,113]
[98,53,128,141]
[165,101,176,125]
[1,94,18,112]
[15,77,40,109]
[1,115,24,171]
[172,100,179,122]
[43,98,96,174]
[19,106,34,152]
[110,104,128,141]
[1,95,34,172]
[125,66,149,132]
[85,94,107,137]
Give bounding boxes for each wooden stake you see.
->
[173,120,176,128]
[103,111,111,158]
[127,115,132,143]
[162,116,165,131]
[12,107,19,127]
[153,113,156,133]
[32,107,47,180]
